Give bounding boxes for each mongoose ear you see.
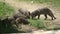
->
[18,8,22,11]
[18,9,20,12]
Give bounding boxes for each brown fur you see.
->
[13,8,30,27]
[15,17,30,27]
[18,8,30,19]
[13,13,26,20]
[30,8,56,20]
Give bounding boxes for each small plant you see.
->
[28,19,46,29]
[0,2,14,18]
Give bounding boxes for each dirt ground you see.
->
[3,0,60,34]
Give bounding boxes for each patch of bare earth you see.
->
[4,0,60,34]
